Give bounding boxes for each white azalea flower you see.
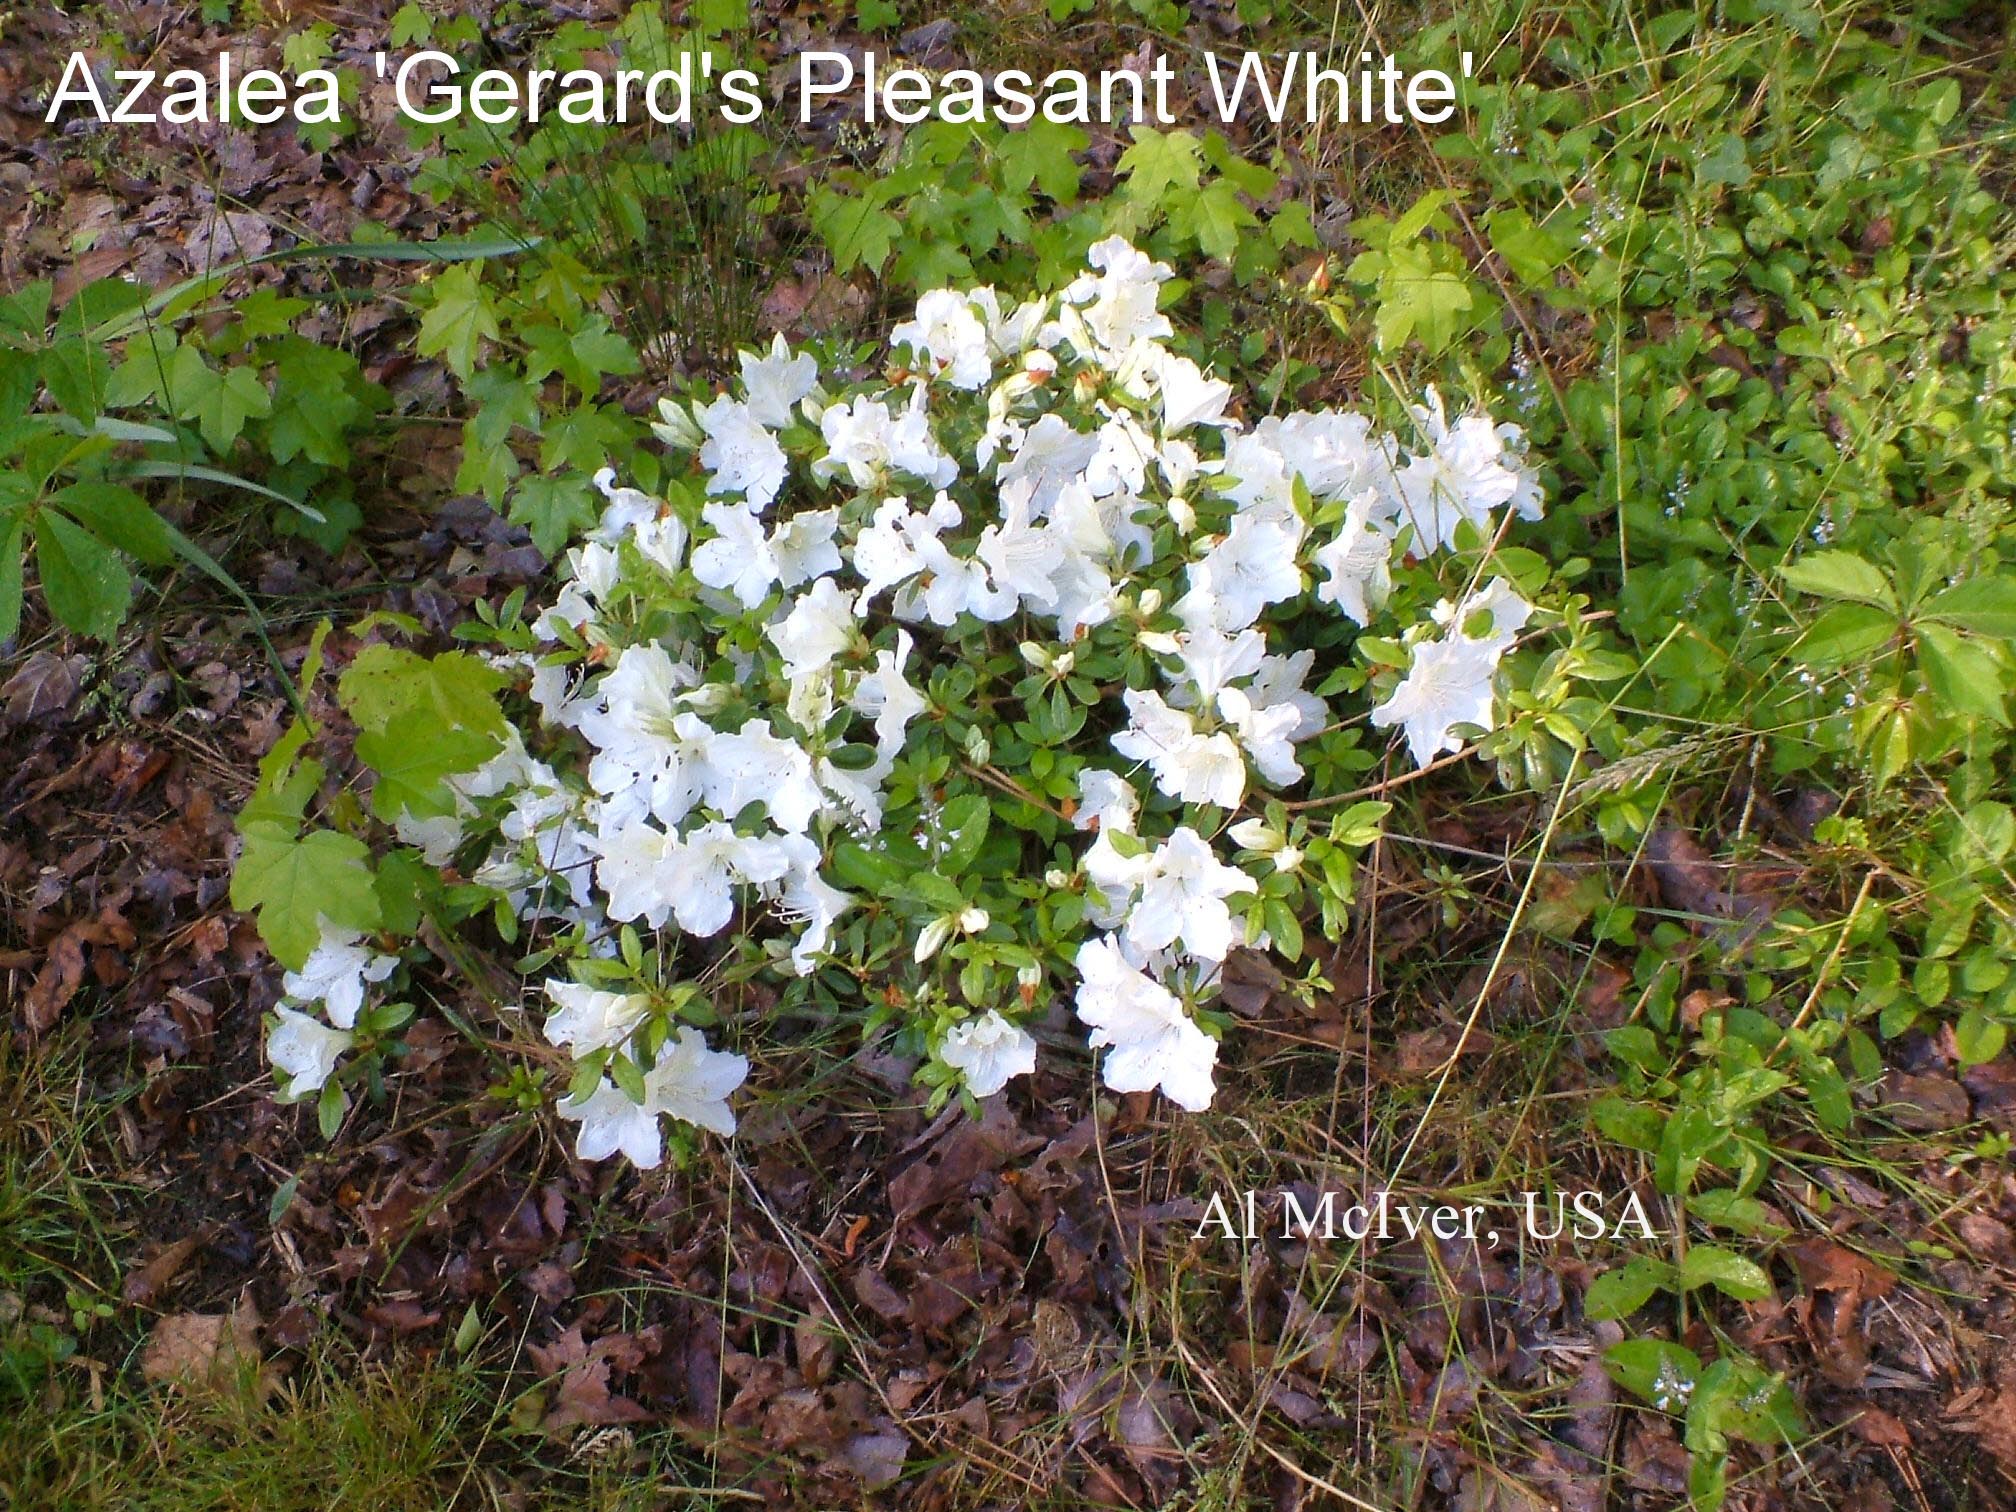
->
[1216,685,1304,788]
[575,645,708,827]
[1312,492,1395,627]
[1181,515,1307,633]
[1074,768,1141,835]
[770,833,852,975]
[975,502,1067,613]
[768,577,859,678]
[588,468,669,547]
[1261,410,1391,502]
[739,333,819,428]
[998,413,1099,517]
[1124,825,1252,963]
[282,923,396,1030]
[769,507,843,588]
[591,820,685,928]
[1370,630,1503,767]
[1073,935,1217,1111]
[1435,575,1534,655]
[1391,388,1543,551]
[1248,650,1328,740]
[542,980,652,1057]
[1154,352,1234,433]
[968,286,1050,358]
[906,530,1017,626]
[1111,687,1247,809]
[555,1078,664,1167]
[851,630,928,763]
[698,719,824,833]
[267,1006,352,1099]
[681,821,793,935]
[816,393,959,489]
[940,1010,1038,1097]
[1172,619,1266,704]
[646,1025,749,1137]
[532,540,621,642]
[891,289,993,389]
[696,394,789,510]
[1085,412,1157,497]
[559,1027,747,1166]
[692,500,781,609]
[1063,236,1175,356]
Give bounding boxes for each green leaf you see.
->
[1372,241,1474,353]
[231,821,379,970]
[355,711,501,821]
[416,265,500,382]
[0,512,22,644]
[1179,180,1258,263]
[1693,1357,1804,1446]
[1779,550,1894,609]
[1484,207,1574,285]
[180,359,272,451]
[1584,1256,1676,1320]
[937,794,991,877]
[833,839,920,894]
[1687,1189,1789,1240]
[35,508,130,639]
[1678,1245,1773,1301]
[507,474,600,559]
[389,0,432,45]
[1916,624,2008,726]
[268,1173,301,1225]
[1116,126,1203,223]
[337,645,508,740]
[1923,577,2016,638]
[1603,1338,1701,1410]
[1695,133,1751,188]
[996,119,1087,203]
[50,482,176,566]
[316,1079,345,1139]
[1792,602,1895,667]
[809,187,902,276]
[1954,1007,2007,1068]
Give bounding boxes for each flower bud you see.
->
[1227,818,1283,853]
[914,917,953,963]
[652,399,702,451]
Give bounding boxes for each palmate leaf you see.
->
[995,119,1087,203]
[809,187,901,276]
[337,644,509,740]
[231,821,379,971]
[356,712,501,821]
[416,265,500,382]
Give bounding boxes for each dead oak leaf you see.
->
[141,1295,265,1395]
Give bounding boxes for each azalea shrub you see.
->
[234,237,1627,1166]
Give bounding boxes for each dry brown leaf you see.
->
[141,1295,262,1393]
